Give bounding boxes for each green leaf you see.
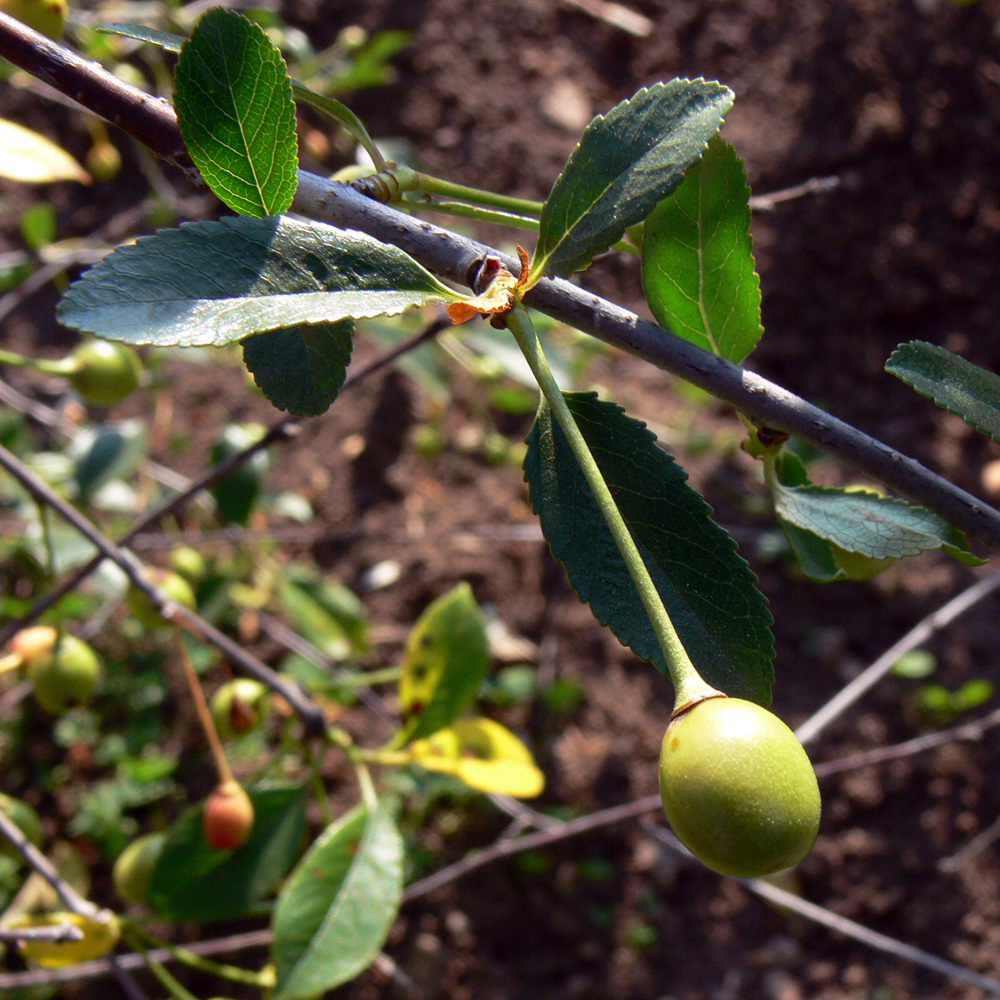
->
[148,784,307,922]
[243,320,354,417]
[69,419,147,502]
[770,453,975,562]
[279,567,369,661]
[525,392,773,705]
[777,516,843,582]
[271,801,403,1000]
[174,8,298,217]
[886,340,1000,446]
[58,215,455,347]
[396,583,491,743]
[97,23,183,51]
[531,79,733,280]
[641,136,763,362]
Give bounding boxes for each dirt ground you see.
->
[6,0,1000,998]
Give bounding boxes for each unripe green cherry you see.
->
[26,634,102,714]
[112,832,166,905]
[65,341,142,408]
[210,679,270,738]
[659,696,821,878]
[203,782,254,850]
[127,567,196,630]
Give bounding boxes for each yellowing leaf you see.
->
[408,717,545,798]
[13,911,120,968]
[0,120,89,185]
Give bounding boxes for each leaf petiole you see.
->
[505,303,719,711]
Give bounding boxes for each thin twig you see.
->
[748,175,841,212]
[796,569,1000,745]
[0,924,84,943]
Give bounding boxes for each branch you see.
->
[2,20,1000,549]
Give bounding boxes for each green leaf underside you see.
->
[887,340,1000,446]
[772,454,970,560]
[148,784,307,922]
[97,23,183,51]
[58,216,454,347]
[641,136,762,363]
[271,802,403,1000]
[174,8,299,217]
[243,320,354,416]
[533,79,733,279]
[397,582,491,745]
[524,392,773,705]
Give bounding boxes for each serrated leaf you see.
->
[641,136,762,362]
[408,717,544,798]
[271,801,403,1000]
[243,320,353,417]
[396,583,491,743]
[887,340,1000,446]
[148,784,307,922]
[525,392,773,705]
[0,119,89,185]
[770,453,973,561]
[531,79,733,280]
[174,8,298,216]
[58,215,455,347]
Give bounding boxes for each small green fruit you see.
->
[66,341,142,407]
[27,635,102,714]
[0,0,67,39]
[112,832,166,905]
[210,679,270,738]
[169,545,207,584]
[659,696,821,878]
[127,567,196,630]
[203,782,254,850]
[0,793,44,858]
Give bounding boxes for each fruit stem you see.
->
[403,169,545,217]
[505,303,720,709]
[0,348,74,376]
[0,652,23,675]
[172,628,235,787]
[121,926,201,1000]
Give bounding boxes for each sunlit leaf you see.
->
[396,582,491,743]
[408,717,544,798]
[642,136,762,362]
[59,216,456,347]
[271,801,403,1000]
[0,119,89,185]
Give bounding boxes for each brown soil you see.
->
[5,1,1000,998]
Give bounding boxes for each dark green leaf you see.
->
[886,340,1000,445]
[279,567,369,660]
[532,79,733,279]
[210,424,268,526]
[396,582,491,743]
[525,392,773,705]
[148,784,307,922]
[271,801,403,1000]
[771,453,975,561]
[69,419,147,502]
[174,8,298,216]
[58,216,455,347]
[243,321,353,417]
[641,136,762,362]
[777,516,843,582]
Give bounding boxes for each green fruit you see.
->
[203,782,254,850]
[210,679,270,738]
[127,567,196,630]
[112,832,165,905]
[27,635,102,714]
[0,793,44,858]
[659,696,821,878]
[169,545,207,584]
[66,341,142,407]
[0,0,67,39]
